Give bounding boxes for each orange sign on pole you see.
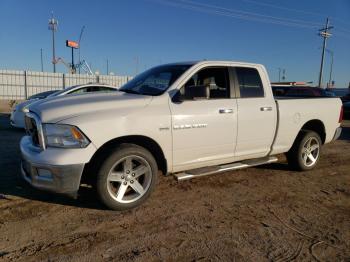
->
[66,40,79,49]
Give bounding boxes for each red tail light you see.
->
[339,105,343,123]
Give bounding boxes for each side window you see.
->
[179,67,230,100]
[87,86,105,92]
[69,86,116,94]
[236,67,264,98]
[69,87,89,94]
[97,87,116,92]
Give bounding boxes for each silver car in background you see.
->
[10,83,118,128]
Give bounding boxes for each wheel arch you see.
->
[81,135,168,184]
[299,119,326,144]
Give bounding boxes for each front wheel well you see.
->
[81,135,167,184]
[299,119,326,144]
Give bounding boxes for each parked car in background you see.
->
[340,94,350,104]
[271,85,291,96]
[272,85,335,97]
[10,83,118,128]
[10,90,59,128]
[326,88,350,103]
[28,90,60,100]
[343,102,350,120]
[20,61,342,210]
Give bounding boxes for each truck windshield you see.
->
[119,64,191,96]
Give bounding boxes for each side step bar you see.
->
[173,156,278,181]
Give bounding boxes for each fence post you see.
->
[62,73,65,89]
[24,70,28,99]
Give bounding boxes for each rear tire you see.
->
[96,144,158,210]
[286,130,322,171]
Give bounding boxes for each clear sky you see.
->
[0,0,349,87]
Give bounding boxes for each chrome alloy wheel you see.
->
[301,137,320,167]
[106,155,152,204]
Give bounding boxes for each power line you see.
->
[243,0,326,19]
[179,0,323,26]
[153,0,350,41]
[336,27,350,34]
[334,31,350,40]
[243,0,350,29]
[153,0,322,29]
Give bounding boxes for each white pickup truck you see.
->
[20,61,343,210]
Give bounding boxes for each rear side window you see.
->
[236,67,264,98]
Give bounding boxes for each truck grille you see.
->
[25,115,40,147]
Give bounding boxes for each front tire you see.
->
[286,130,322,171]
[96,144,158,210]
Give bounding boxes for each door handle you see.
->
[260,106,273,111]
[219,109,233,114]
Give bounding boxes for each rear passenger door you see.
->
[233,67,277,159]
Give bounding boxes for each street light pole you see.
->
[48,12,58,73]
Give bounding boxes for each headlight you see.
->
[43,124,90,148]
[22,99,40,113]
[22,105,29,113]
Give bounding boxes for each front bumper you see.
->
[21,159,84,197]
[332,127,342,141]
[20,136,96,196]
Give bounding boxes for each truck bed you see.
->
[270,97,342,155]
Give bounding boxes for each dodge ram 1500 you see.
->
[20,61,343,210]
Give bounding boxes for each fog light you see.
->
[37,168,53,179]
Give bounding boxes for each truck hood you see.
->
[29,92,152,123]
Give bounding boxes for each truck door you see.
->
[169,67,238,171]
[232,66,277,159]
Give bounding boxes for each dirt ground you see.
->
[0,113,349,262]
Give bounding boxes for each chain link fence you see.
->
[0,70,131,100]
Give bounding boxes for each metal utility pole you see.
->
[71,47,75,73]
[318,18,333,88]
[78,25,85,74]
[278,68,281,82]
[106,59,109,75]
[66,40,79,74]
[40,48,44,72]
[278,68,286,82]
[325,49,334,88]
[48,12,58,73]
[134,57,139,75]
